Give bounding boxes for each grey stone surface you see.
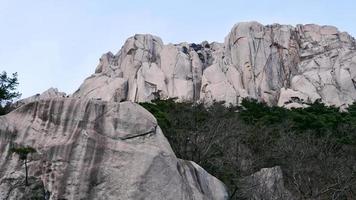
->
[240,166,295,200]
[4,20,356,200]
[0,173,47,200]
[0,98,227,200]
[13,88,66,109]
[74,22,356,108]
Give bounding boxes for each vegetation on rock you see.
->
[11,146,37,186]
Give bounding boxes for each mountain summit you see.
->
[73,21,356,109]
[1,22,356,200]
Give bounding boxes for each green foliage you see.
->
[0,71,20,103]
[0,102,13,115]
[11,146,37,186]
[0,71,21,115]
[239,98,356,144]
[141,98,356,199]
[11,146,36,160]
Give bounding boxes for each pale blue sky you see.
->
[1,0,356,98]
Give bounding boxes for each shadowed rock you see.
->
[239,166,294,200]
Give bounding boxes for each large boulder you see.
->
[73,22,356,108]
[0,98,227,200]
[239,166,295,200]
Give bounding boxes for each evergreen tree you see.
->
[11,146,36,186]
[0,71,21,115]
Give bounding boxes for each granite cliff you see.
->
[1,21,356,200]
[73,21,356,109]
[0,99,227,199]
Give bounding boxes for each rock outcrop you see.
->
[13,88,66,109]
[3,21,356,199]
[74,22,356,108]
[239,166,294,200]
[0,98,228,200]
[0,175,47,200]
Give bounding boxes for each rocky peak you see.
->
[73,33,223,102]
[73,21,356,108]
[12,87,66,109]
[3,21,356,200]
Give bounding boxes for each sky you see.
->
[1,0,356,98]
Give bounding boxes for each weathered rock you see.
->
[73,35,221,103]
[177,160,228,200]
[0,98,227,200]
[224,22,356,107]
[74,22,356,108]
[13,88,66,109]
[0,173,47,200]
[277,88,309,108]
[239,166,294,200]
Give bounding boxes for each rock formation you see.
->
[0,175,47,199]
[239,166,294,200]
[2,21,356,199]
[0,98,228,199]
[12,88,66,109]
[74,22,356,108]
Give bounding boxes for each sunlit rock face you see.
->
[12,87,66,109]
[225,22,356,108]
[0,98,228,200]
[74,22,356,108]
[3,20,356,200]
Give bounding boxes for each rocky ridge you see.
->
[73,21,356,108]
[12,88,67,109]
[2,21,356,200]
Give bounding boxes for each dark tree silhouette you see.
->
[141,99,356,199]
[0,71,21,115]
[11,146,36,186]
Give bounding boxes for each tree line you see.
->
[141,98,356,199]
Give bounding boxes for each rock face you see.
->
[13,88,66,108]
[0,175,47,200]
[239,166,294,200]
[3,21,356,199]
[0,98,228,200]
[74,22,356,108]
